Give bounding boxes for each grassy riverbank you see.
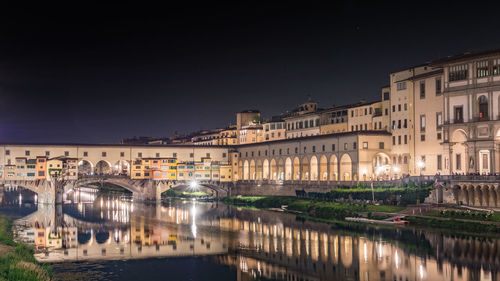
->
[406,216,500,234]
[222,196,405,220]
[0,216,51,280]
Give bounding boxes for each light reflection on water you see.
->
[1,188,499,281]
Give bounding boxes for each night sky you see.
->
[1,2,500,143]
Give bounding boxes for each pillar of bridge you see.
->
[37,180,56,204]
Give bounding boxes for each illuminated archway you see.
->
[310,156,318,181]
[95,160,112,175]
[270,159,277,180]
[243,160,249,180]
[319,155,328,181]
[78,160,93,175]
[293,157,300,180]
[285,157,292,180]
[329,155,338,181]
[113,160,130,175]
[301,157,309,180]
[256,160,263,180]
[263,159,270,180]
[278,159,284,181]
[340,154,352,181]
[250,160,256,180]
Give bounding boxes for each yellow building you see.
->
[263,118,286,142]
[239,124,264,144]
[219,165,233,182]
[195,157,212,181]
[47,158,63,179]
[217,126,238,145]
[132,158,177,180]
[36,156,47,180]
[319,104,349,134]
[177,162,195,181]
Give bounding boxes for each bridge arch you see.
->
[310,155,318,181]
[285,157,292,180]
[319,155,327,181]
[95,231,110,244]
[263,159,269,180]
[340,153,352,181]
[78,160,93,176]
[95,160,112,175]
[329,155,338,181]
[113,160,130,176]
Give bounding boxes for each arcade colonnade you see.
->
[236,132,393,182]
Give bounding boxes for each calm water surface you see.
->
[0,188,498,281]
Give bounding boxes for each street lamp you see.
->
[416,160,425,176]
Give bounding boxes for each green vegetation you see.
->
[163,189,212,198]
[426,209,500,222]
[222,196,405,220]
[99,183,132,194]
[407,216,500,234]
[0,216,52,281]
[306,184,433,205]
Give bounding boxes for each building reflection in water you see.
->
[6,188,500,281]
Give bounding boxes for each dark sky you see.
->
[1,2,500,143]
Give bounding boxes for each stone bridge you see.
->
[1,176,229,204]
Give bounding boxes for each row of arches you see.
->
[453,185,500,207]
[78,160,130,176]
[240,154,354,182]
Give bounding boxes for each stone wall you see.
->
[231,182,332,197]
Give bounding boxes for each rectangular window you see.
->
[352,142,357,149]
[456,154,461,170]
[449,64,468,81]
[454,106,464,123]
[437,132,442,140]
[420,81,425,99]
[421,134,425,141]
[392,136,395,145]
[404,135,407,144]
[392,121,396,130]
[102,152,107,157]
[379,142,384,149]
[138,152,143,158]
[397,81,407,91]
[25,150,30,156]
[156,153,160,157]
[392,105,395,112]
[437,155,442,170]
[436,112,443,128]
[398,136,401,145]
[362,142,368,149]
[476,60,489,78]
[120,152,125,157]
[222,153,226,158]
[403,119,407,128]
[398,104,401,111]
[331,144,335,151]
[46,151,50,156]
[436,78,442,95]
[206,153,210,157]
[65,151,69,157]
[420,115,426,132]
[5,150,9,156]
[404,103,407,111]
[494,59,500,76]
[385,108,388,115]
[383,92,390,100]
[344,143,348,150]
[398,120,401,129]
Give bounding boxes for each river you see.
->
[0,188,499,281]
